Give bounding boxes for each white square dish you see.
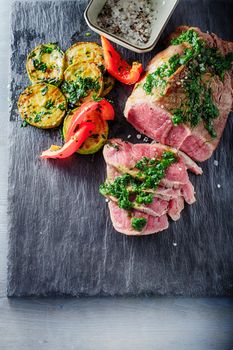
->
[84,0,179,53]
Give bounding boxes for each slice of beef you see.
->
[180,182,196,204]
[104,139,202,176]
[106,164,183,200]
[108,193,169,218]
[124,26,233,162]
[108,201,169,236]
[168,197,185,221]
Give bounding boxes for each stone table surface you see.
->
[0,0,233,349]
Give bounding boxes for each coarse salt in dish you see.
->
[97,0,154,47]
[84,0,180,53]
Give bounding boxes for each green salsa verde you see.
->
[143,29,233,138]
[100,150,177,231]
[131,217,147,232]
[61,77,100,107]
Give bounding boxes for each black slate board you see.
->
[7,0,233,296]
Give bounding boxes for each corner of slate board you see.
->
[7,0,233,297]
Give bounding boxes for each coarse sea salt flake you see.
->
[136,134,142,139]
[214,160,218,166]
[217,184,221,188]
[173,242,177,246]
[127,134,131,139]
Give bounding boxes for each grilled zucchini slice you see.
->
[18,83,67,129]
[26,43,65,85]
[61,62,104,106]
[63,108,108,154]
[65,42,105,72]
[102,73,115,96]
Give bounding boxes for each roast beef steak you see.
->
[124,26,233,162]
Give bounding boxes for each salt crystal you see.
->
[105,198,109,203]
[173,242,177,246]
[136,134,142,139]
[214,160,218,166]
[143,137,149,142]
[127,134,131,139]
[217,184,221,188]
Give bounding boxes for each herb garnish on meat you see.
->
[143,29,233,138]
[100,151,177,230]
[131,217,147,231]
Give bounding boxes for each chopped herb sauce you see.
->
[92,94,103,102]
[20,120,28,127]
[61,77,100,106]
[41,86,48,96]
[58,102,66,111]
[45,99,54,109]
[34,113,42,123]
[99,151,177,217]
[131,217,147,231]
[40,45,54,54]
[33,59,47,73]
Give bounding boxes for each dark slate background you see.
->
[7,0,233,296]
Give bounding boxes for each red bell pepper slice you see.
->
[98,99,115,121]
[101,36,143,85]
[66,99,114,141]
[40,122,95,159]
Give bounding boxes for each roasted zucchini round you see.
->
[65,42,105,72]
[18,83,67,129]
[61,62,104,106]
[26,43,65,85]
[102,73,115,96]
[62,108,108,154]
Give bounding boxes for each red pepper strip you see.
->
[101,36,143,85]
[66,99,114,141]
[98,99,115,121]
[40,122,95,159]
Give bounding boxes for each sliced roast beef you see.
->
[104,139,202,176]
[108,201,169,236]
[108,193,169,218]
[100,139,200,235]
[124,26,233,162]
[168,197,185,221]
